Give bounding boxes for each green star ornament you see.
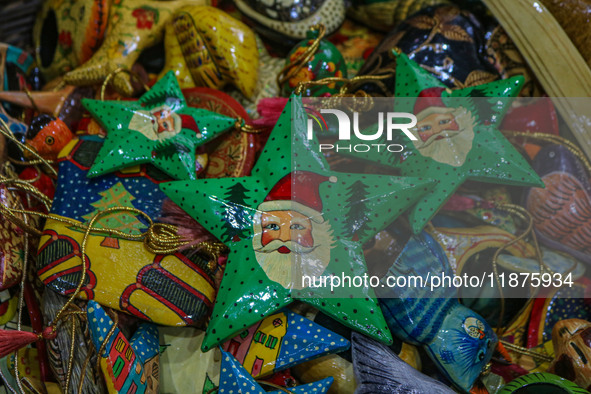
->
[338,53,544,234]
[82,71,237,180]
[160,95,436,351]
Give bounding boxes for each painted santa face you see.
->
[416,112,460,142]
[128,105,182,141]
[411,106,475,167]
[261,210,314,249]
[252,202,335,290]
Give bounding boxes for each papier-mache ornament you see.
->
[355,4,499,96]
[158,6,259,99]
[377,231,496,392]
[33,0,109,80]
[159,309,348,392]
[87,301,160,393]
[279,25,347,97]
[233,0,346,45]
[499,373,589,394]
[526,144,591,264]
[218,351,333,394]
[82,71,237,181]
[63,0,207,96]
[222,309,349,378]
[0,184,25,291]
[340,52,543,233]
[351,332,454,394]
[37,137,216,326]
[25,114,75,161]
[161,95,437,350]
[548,319,591,391]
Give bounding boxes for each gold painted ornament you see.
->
[33,0,110,81]
[64,0,207,96]
[158,5,259,98]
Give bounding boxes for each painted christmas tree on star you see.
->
[82,182,147,235]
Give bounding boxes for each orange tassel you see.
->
[0,327,56,358]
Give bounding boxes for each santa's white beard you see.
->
[254,241,333,290]
[412,107,476,167]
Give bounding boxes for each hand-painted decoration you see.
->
[36,137,216,326]
[63,0,206,96]
[342,53,543,233]
[292,307,421,394]
[33,0,109,80]
[526,144,591,264]
[548,319,591,391]
[158,6,259,98]
[223,309,349,378]
[0,85,95,130]
[25,115,74,161]
[280,26,347,97]
[218,351,333,394]
[82,71,236,181]
[233,0,345,45]
[426,224,536,274]
[87,301,160,393]
[161,95,436,351]
[377,231,496,392]
[499,372,589,394]
[355,4,500,96]
[351,332,454,393]
[0,184,24,290]
[42,290,106,394]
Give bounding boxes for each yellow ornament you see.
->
[64,0,207,96]
[34,0,110,81]
[158,6,259,98]
[37,217,215,327]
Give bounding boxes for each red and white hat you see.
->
[258,171,337,223]
[414,87,451,118]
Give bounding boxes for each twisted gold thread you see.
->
[277,24,326,88]
[0,116,57,177]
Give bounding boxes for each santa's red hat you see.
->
[414,87,452,118]
[258,171,337,223]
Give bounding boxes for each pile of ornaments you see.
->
[0,0,589,393]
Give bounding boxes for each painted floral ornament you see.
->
[222,309,349,378]
[158,6,259,99]
[218,351,333,394]
[161,95,436,351]
[341,52,543,233]
[33,0,109,81]
[352,332,454,393]
[87,301,160,393]
[548,319,591,391]
[526,144,591,264]
[279,25,347,97]
[82,71,236,181]
[355,4,500,96]
[63,0,207,96]
[377,232,496,392]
